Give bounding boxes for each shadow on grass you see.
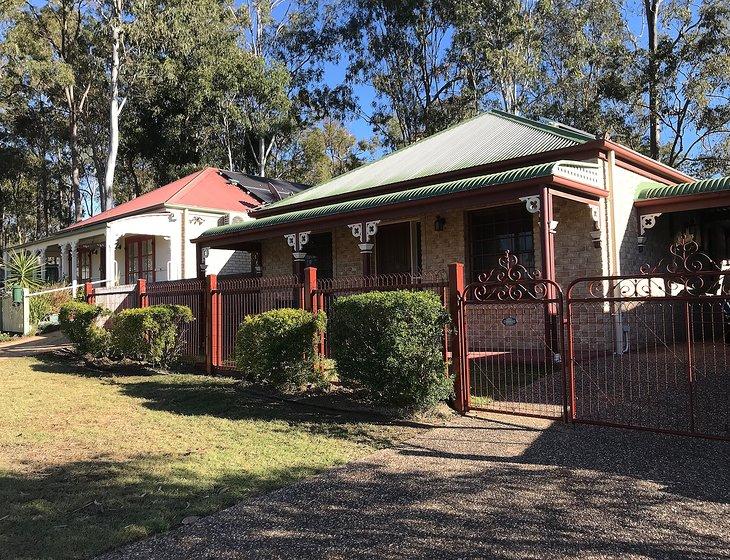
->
[0,455,319,560]
[96,421,729,560]
[29,356,436,445]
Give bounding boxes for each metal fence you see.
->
[145,278,206,363]
[216,275,304,370]
[566,238,729,439]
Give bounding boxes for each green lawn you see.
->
[0,357,417,559]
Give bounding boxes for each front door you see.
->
[125,236,156,284]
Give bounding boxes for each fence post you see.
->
[206,274,221,375]
[84,282,95,304]
[448,262,468,414]
[137,278,147,308]
[303,267,317,312]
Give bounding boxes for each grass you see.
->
[0,357,418,559]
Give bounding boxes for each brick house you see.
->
[193,111,730,289]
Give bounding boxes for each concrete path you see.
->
[0,330,70,358]
[99,413,729,560]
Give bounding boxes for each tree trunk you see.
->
[70,113,83,222]
[103,0,124,211]
[258,136,266,176]
[644,0,661,160]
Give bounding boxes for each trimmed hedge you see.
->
[111,305,193,365]
[329,291,452,410]
[59,301,109,354]
[235,308,326,388]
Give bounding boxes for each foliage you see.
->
[234,308,327,389]
[0,358,416,559]
[0,0,728,249]
[59,301,108,354]
[28,294,53,325]
[329,291,452,410]
[1,251,42,290]
[110,304,193,365]
[28,283,73,325]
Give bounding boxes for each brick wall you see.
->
[261,236,292,277]
[421,210,465,277]
[553,197,604,287]
[332,225,362,277]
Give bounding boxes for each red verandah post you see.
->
[136,278,147,308]
[206,274,221,375]
[448,262,468,414]
[84,282,95,304]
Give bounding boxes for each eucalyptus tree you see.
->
[342,0,466,149]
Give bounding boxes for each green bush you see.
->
[59,301,108,353]
[111,305,193,365]
[329,291,452,411]
[29,295,53,325]
[235,308,326,389]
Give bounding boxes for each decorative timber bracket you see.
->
[519,195,540,214]
[349,220,380,275]
[637,213,662,250]
[285,231,311,262]
[589,204,601,248]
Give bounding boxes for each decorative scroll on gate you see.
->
[458,252,567,419]
[566,236,729,440]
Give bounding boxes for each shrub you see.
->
[235,308,326,389]
[111,305,193,365]
[329,291,452,411]
[29,294,54,325]
[59,301,108,353]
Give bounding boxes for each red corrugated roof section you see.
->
[62,168,259,232]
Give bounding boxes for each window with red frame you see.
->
[126,237,155,284]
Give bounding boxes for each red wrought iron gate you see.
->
[457,253,568,419]
[566,237,729,440]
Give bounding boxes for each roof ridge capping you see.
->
[490,110,597,143]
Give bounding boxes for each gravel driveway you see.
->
[99,413,729,560]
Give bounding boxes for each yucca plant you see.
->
[1,250,43,291]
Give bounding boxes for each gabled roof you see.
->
[252,110,595,216]
[62,167,261,232]
[198,160,601,241]
[635,176,730,201]
[219,171,309,204]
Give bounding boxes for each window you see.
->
[376,221,421,275]
[126,236,156,284]
[79,250,92,282]
[469,205,535,281]
[305,233,333,279]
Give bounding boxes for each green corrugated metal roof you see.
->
[255,110,595,214]
[199,160,599,239]
[635,176,730,201]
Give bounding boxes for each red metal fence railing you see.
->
[215,274,304,371]
[81,242,727,441]
[566,237,729,440]
[144,278,206,363]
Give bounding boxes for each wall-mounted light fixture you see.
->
[434,215,446,232]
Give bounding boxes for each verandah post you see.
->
[84,282,95,305]
[206,274,221,375]
[448,262,468,414]
[136,278,147,308]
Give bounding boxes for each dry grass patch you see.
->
[0,357,418,559]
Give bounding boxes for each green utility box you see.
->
[12,286,24,304]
